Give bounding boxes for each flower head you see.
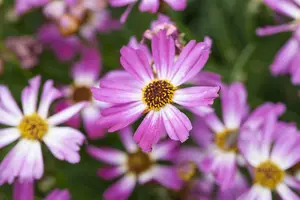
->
[87,126,181,200]
[0,76,86,184]
[238,118,300,200]
[92,30,220,152]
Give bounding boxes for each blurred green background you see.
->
[0,0,299,199]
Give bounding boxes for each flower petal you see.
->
[187,71,221,86]
[133,111,164,152]
[97,166,125,180]
[173,86,220,107]
[38,80,62,119]
[103,174,136,200]
[163,0,186,10]
[0,108,21,126]
[139,0,159,13]
[162,104,192,142]
[276,183,300,200]
[43,127,85,164]
[86,145,127,165]
[264,0,300,19]
[45,189,71,200]
[191,117,213,148]
[109,0,137,7]
[237,185,271,200]
[48,102,86,126]
[21,76,41,115]
[151,140,178,161]
[0,128,20,149]
[151,30,175,79]
[0,85,22,118]
[13,181,34,200]
[120,46,154,84]
[151,165,182,190]
[120,126,138,153]
[54,100,81,128]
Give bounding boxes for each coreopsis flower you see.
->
[257,0,300,84]
[5,36,43,69]
[13,181,70,200]
[43,0,120,39]
[55,46,109,139]
[109,0,187,23]
[87,126,181,200]
[15,0,48,15]
[92,30,220,152]
[238,117,300,200]
[0,76,86,184]
[194,82,286,189]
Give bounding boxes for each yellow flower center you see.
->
[72,86,92,103]
[142,80,176,111]
[254,161,285,189]
[215,129,238,152]
[127,150,152,175]
[18,114,48,140]
[177,162,197,181]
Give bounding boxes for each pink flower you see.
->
[193,82,285,189]
[257,0,300,84]
[238,118,300,200]
[13,181,71,200]
[87,126,181,200]
[0,76,86,184]
[92,30,220,152]
[43,0,120,39]
[55,46,109,139]
[109,0,187,23]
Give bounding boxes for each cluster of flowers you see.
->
[0,0,299,200]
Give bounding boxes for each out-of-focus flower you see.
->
[15,0,49,15]
[13,181,71,200]
[257,0,300,84]
[92,30,220,152]
[109,0,187,23]
[43,0,120,39]
[87,126,181,200]
[5,36,43,69]
[238,117,300,200]
[194,82,286,190]
[143,14,185,50]
[0,76,86,184]
[0,59,3,76]
[55,46,109,139]
[38,23,81,61]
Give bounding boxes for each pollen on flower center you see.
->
[18,114,48,140]
[215,129,239,152]
[177,161,197,181]
[142,80,176,111]
[72,86,92,103]
[127,150,152,175]
[254,161,285,189]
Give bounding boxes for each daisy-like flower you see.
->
[43,0,120,39]
[109,0,186,23]
[87,126,181,200]
[257,0,300,84]
[92,30,220,152]
[13,181,71,200]
[0,76,86,184]
[195,82,286,189]
[55,46,109,139]
[238,116,300,200]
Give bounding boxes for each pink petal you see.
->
[134,111,164,152]
[237,185,271,200]
[120,46,154,84]
[256,23,297,36]
[45,189,71,200]
[109,0,137,7]
[97,166,125,180]
[86,145,126,165]
[162,104,192,142]
[151,30,175,79]
[139,0,159,13]
[188,71,221,86]
[173,86,220,107]
[120,126,138,153]
[0,107,20,126]
[151,140,178,161]
[21,76,41,115]
[48,102,86,126]
[191,117,213,148]
[43,127,85,164]
[151,165,182,190]
[0,86,22,118]
[163,0,186,11]
[0,128,20,149]
[54,100,81,128]
[103,174,136,200]
[264,0,300,19]
[13,181,34,200]
[276,183,299,200]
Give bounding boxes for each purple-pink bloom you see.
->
[0,76,86,184]
[238,117,300,200]
[193,82,285,189]
[13,181,71,200]
[109,0,186,23]
[257,0,300,84]
[92,30,220,152]
[15,0,49,15]
[55,46,109,139]
[87,126,181,200]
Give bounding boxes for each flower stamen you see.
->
[215,129,239,152]
[127,150,152,175]
[19,114,48,140]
